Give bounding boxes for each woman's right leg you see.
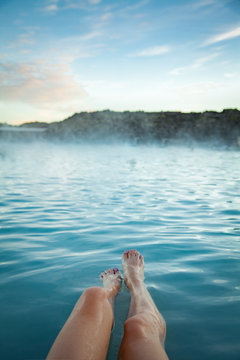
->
[118,250,169,360]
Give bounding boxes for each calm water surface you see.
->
[0,142,240,360]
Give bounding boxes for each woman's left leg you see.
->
[47,268,122,360]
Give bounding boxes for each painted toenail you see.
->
[113,267,119,274]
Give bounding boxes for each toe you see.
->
[129,249,139,257]
[100,267,122,280]
[139,254,144,265]
[113,267,119,274]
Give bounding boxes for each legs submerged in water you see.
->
[46,268,122,360]
[118,249,169,360]
[46,251,169,360]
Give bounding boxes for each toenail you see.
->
[113,267,119,274]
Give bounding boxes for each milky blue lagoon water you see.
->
[0,142,240,360]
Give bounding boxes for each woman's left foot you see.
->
[100,268,122,300]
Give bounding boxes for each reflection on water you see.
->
[0,143,240,360]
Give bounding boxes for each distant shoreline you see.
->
[1,109,240,148]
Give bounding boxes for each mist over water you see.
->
[0,141,240,360]
[1,109,240,149]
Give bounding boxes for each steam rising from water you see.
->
[1,109,239,148]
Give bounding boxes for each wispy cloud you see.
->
[191,0,216,9]
[203,25,240,45]
[130,45,170,57]
[170,52,220,75]
[99,12,112,22]
[123,0,149,12]
[80,31,102,41]
[191,52,220,68]
[42,0,101,12]
[42,0,59,12]
[44,4,58,12]
[89,0,101,4]
[178,81,218,95]
[0,61,87,108]
[10,32,35,47]
[48,33,106,61]
[224,72,237,78]
[169,67,185,76]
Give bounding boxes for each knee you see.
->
[124,314,152,340]
[74,287,111,318]
[82,287,108,306]
[124,313,166,343]
[71,287,112,322]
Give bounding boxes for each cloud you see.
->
[99,12,112,22]
[169,52,220,75]
[169,67,185,76]
[89,0,101,4]
[10,32,35,47]
[224,73,236,78]
[48,33,105,61]
[191,52,220,68]
[42,0,59,12]
[42,0,101,12]
[131,45,170,57]
[203,26,240,45]
[44,4,58,12]
[80,31,102,41]
[177,81,218,95]
[123,0,148,13]
[192,0,216,9]
[0,61,87,108]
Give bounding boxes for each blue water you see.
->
[0,142,240,360]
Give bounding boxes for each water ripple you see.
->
[0,144,240,360]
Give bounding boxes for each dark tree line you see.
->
[1,109,240,147]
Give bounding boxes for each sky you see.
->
[0,0,240,125]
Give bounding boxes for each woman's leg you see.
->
[47,268,122,360]
[118,250,169,360]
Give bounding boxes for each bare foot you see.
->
[122,249,144,290]
[122,249,166,343]
[100,267,122,302]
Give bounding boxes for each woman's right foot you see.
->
[122,249,144,290]
[122,249,167,343]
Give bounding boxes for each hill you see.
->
[1,109,240,147]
